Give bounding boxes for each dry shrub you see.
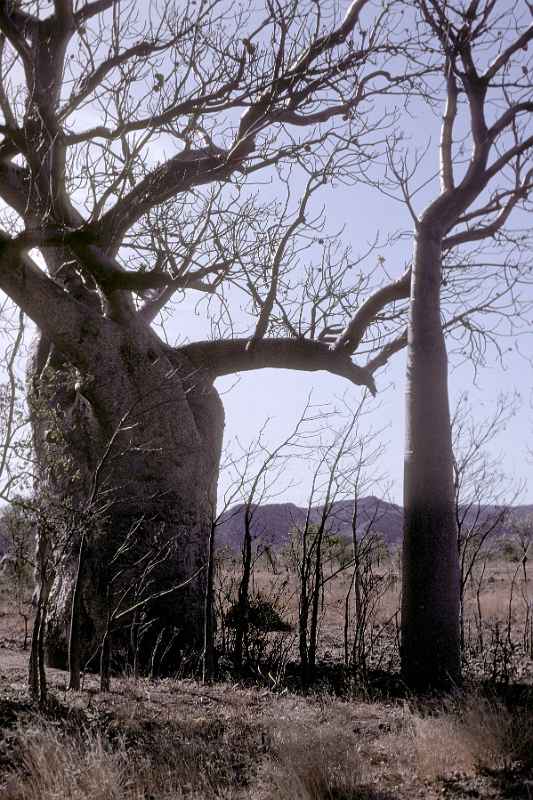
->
[3,726,126,800]
[2,715,260,800]
[265,723,367,800]
[409,695,533,782]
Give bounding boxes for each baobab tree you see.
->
[390,0,533,689]
[0,0,422,671]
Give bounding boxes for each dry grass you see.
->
[1,552,532,799]
[407,695,533,782]
[217,553,533,681]
[261,721,403,800]
[3,726,127,800]
[2,702,265,799]
[0,669,414,800]
[0,671,532,800]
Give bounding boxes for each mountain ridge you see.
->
[216,496,533,551]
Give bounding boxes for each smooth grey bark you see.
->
[397,5,533,691]
[401,228,461,691]
[28,321,224,673]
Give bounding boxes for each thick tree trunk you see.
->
[401,229,461,691]
[28,323,224,675]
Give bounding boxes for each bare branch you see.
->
[0,2,33,65]
[488,103,533,143]
[441,61,458,192]
[74,0,115,25]
[97,146,232,247]
[251,175,321,343]
[181,337,377,394]
[484,135,533,184]
[0,232,103,366]
[331,269,411,355]
[54,0,74,21]
[484,23,533,80]
[444,168,533,250]
[365,328,407,374]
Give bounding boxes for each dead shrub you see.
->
[3,725,126,800]
[2,713,263,800]
[265,723,367,800]
[408,694,533,781]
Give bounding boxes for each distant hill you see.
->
[216,497,533,551]
[217,496,401,550]
[0,497,531,556]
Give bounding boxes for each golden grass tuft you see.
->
[264,723,367,800]
[408,695,533,781]
[2,713,261,800]
[3,726,126,800]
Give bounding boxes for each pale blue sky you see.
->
[216,250,532,507]
[166,163,533,507]
[0,0,532,509]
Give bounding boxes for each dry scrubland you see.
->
[1,549,532,800]
[217,545,533,685]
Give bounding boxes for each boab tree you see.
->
[392,0,533,689]
[0,0,417,670]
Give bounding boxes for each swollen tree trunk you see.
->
[402,228,461,691]
[28,322,224,676]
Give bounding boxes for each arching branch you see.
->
[331,268,411,354]
[180,337,377,394]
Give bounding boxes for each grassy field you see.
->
[0,550,532,799]
[216,546,533,685]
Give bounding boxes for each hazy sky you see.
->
[0,0,532,509]
[212,176,533,507]
[158,146,533,507]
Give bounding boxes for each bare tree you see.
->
[201,441,270,684]
[384,1,533,690]
[451,392,522,653]
[225,403,315,669]
[0,501,33,648]
[0,0,426,669]
[0,302,29,501]
[507,513,533,658]
[288,400,377,683]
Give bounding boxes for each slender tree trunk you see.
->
[202,519,216,684]
[67,530,86,690]
[298,532,310,672]
[28,327,224,675]
[100,630,111,692]
[28,602,45,702]
[353,554,364,673]
[351,503,365,674]
[234,511,253,669]
[28,520,54,704]
[308,531,324,678]
[402,229,461,691]
[459,593,465,654]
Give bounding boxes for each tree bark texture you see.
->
[28,320,224,675]
[401,229,461,691]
